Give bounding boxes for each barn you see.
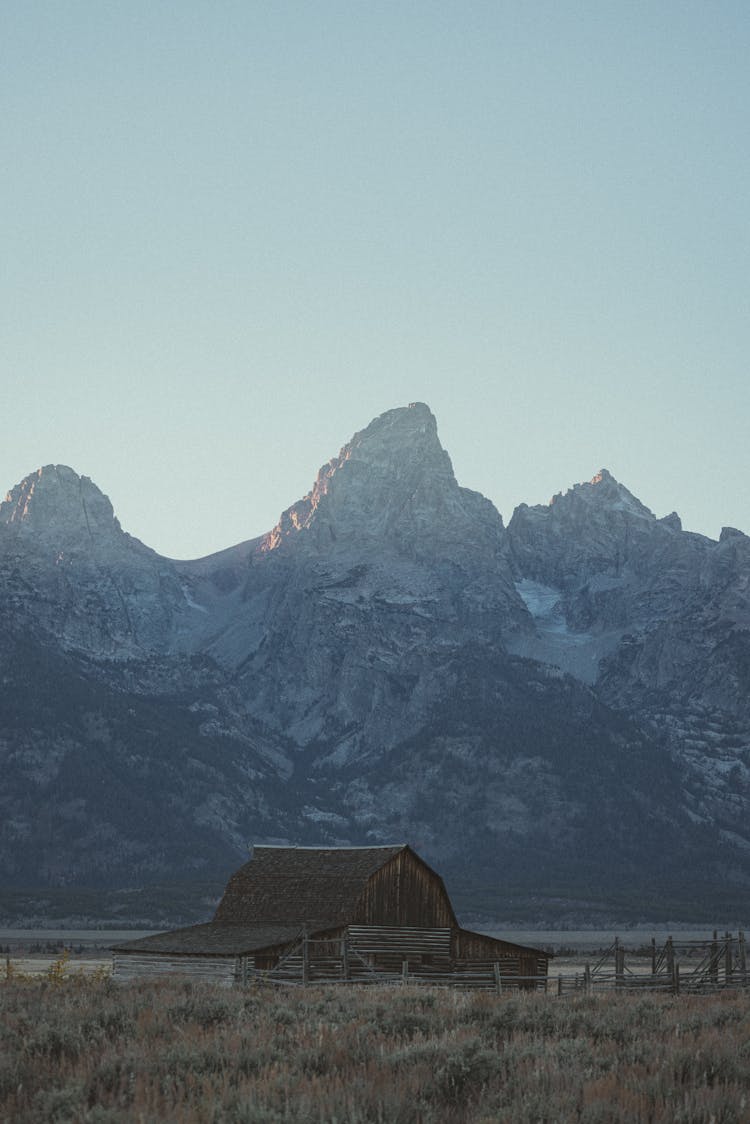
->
[112,844,549,989]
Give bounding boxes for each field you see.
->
[2,972,750,1123]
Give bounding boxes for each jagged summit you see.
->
[262,402,502,556]
[659,512,682,532]
[506,466,685,597]
[325,401,450,481]
[0,465,191,656]
[342,402,452,480]
[549,468,654,520]
[353,400,438,445]
[0,464,122,541]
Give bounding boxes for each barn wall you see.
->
[347,925,451,969]
[452,930,531,959]
[113,953,238,986]
[353,850,456,927]
[452,929,549,980]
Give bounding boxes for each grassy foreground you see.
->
[1,976,749,1123]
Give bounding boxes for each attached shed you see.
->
[113,844,549,989]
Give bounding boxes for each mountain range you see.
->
[2,402,749,923]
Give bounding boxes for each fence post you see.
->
[739,931,747,985]
[651,938,657,977]
[615,937,624,989]
[557,974,563,996]
[341,938,349,981]
[614,937,618,988]
[725,932,732,986]
[302,930,309,986]
[402,960,409,984]
[666,936,674,990]
[584,963,591,995]
[674,963,680,995]
[493,961,502,995]
[711,931,719,987]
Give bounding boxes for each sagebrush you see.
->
[2,977,749,1122]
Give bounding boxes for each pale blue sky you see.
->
[3,2,749,558]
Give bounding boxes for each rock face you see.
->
[506,469,750,885]
[2,408,750,921]
[0,465,191,655]
[194,404,525,759]
[263,403,507,561]
[507,468,710,632]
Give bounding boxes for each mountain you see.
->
[506,470,750,859]
[1,404,749,923]
[0,464,190,655]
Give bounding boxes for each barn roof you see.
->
[111,844,550,961]
[112,921,310,956]
[213,844,408,927]
[113,844,410,956]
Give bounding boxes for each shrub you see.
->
[0,981,749,1122]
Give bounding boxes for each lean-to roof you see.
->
[112,921,312,956]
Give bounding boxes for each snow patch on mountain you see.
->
[507,579,621,684]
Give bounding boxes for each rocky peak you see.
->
[344,401,446,471]
[507,467,683,594]
[0,465,122,545]
[550,468,654,521]
[0,465,192,656]
[262,403,503,557]
[719,526,747,543]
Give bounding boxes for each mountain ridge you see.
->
[2,403,749,922]
[4,443,742,569]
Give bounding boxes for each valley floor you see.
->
[2,975,750,1122]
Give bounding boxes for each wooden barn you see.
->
[112,845,550,989]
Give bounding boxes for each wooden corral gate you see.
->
[554,931,750,996]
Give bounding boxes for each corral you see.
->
[112,844,549,988]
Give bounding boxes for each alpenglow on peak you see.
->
[547,467,654,520]
[261,402,504,555]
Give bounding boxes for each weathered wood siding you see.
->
[348,925,451,969]
[113,953,237,986]
[352,849,457,927]
[452,929,548,982]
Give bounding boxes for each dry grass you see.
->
[1,974,749,1122]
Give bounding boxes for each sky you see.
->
[3,1,749,559]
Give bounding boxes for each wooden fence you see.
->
[250,930,750,996]
[246,932,548,991]
[552,931,749,996]
[8,930,750,996]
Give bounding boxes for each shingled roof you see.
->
[112,922,307,956]
[213,845,407,926]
